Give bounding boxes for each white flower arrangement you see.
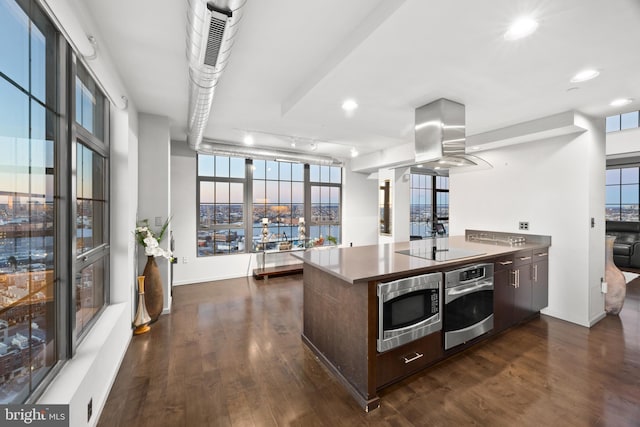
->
[134,218,174,260]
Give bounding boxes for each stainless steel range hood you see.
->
[414,98,491,170]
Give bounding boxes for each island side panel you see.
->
[302,263,372,402]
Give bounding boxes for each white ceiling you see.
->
[84,0,640,161]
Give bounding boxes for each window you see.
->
[607,111,640,133]
[410,173,432,237]
[606,167,640,221]
[73,60,109,341]
[435,175,449,234]
[1,0,110,403]
[410,172,449,237]
[74,142,108,338]
[197,155,246,255]
[309,165,342,244]
[196,156,343,255]
[0,0,58,403]
[621,111,639,131]
[606,115,621,133]
[252,160,304,250]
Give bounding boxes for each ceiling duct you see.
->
[199,140,343,166]
[186,0,245,151]
[414,98,491,171]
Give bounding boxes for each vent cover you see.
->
[204,11,228,67]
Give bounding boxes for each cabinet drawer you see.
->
[494,255,515,272]
[376,331,443,388]
[533,249,549,259]
[513,250,534,267]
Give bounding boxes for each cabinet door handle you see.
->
[499,260,513,265]
[533,264,538,282]
[516,269,520,288]
[510,270,518,288]
[518,256,532,261]
[403,352,424,364]
[536,252,548,257]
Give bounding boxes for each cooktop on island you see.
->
[396,246,485,262]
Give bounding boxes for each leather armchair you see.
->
[606,221,640,269]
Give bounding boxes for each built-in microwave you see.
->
[377,272,442,352]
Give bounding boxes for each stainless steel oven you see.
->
[377,272,442,352]
[444,263,494,350]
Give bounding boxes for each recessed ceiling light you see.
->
[416,164,424,168]
[570,69,600,83]
[342,99,358,112]
[243,135,254,145]
[471,146,481,150]
[350,148,359,158]
[434,166,441,170]
[504,17,539,41]
[610,98,633,107]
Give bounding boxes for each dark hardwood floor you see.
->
[98,275,640,427]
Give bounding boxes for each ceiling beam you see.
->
[280,0,406,117]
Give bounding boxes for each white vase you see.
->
[605,235,626,315]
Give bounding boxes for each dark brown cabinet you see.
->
[493,247,549,332]
[531,250,549,312]
[513,250,535,322]
[376,331,443,388]
[493,254,515,333]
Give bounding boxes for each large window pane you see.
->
[410,173,447,237]
[30,24,46,103]
[266,161,278,180]
[620,205,639,221]
[229,157,244,178]
[621,167,638,184]
[75,259,105,336]
[606,115,621,133]
[291,163,303,181]
[606,169,620,185]
[606,186,620,205]
[0,0,58,403]
[621,185,639,204]
[198,154,214,177]
[76,63,105,140]
[215,156,229,178]
[197,155,245,256]
[606,205,620,221]
[607,166,640,222]
[0,0,29,89]
[0,79,29,140]
[76,144,106,253]
[620,111,639,130]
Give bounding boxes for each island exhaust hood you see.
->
[414,98,491,170]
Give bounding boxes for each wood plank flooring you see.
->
[98,275,640,427]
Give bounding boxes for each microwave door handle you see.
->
[448,280,493,296]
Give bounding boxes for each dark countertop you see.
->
[295,235,550,284]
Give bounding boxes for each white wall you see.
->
[450,114,605,327]
[606,126,640,157]
[378,167,410,244]
[137,114,172,311]
[171,143,257,284]
[342,161,378,247]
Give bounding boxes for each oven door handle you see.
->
[447,280,493,297]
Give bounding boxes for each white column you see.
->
[138,113,172,314]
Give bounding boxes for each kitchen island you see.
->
[297,231,551,411]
